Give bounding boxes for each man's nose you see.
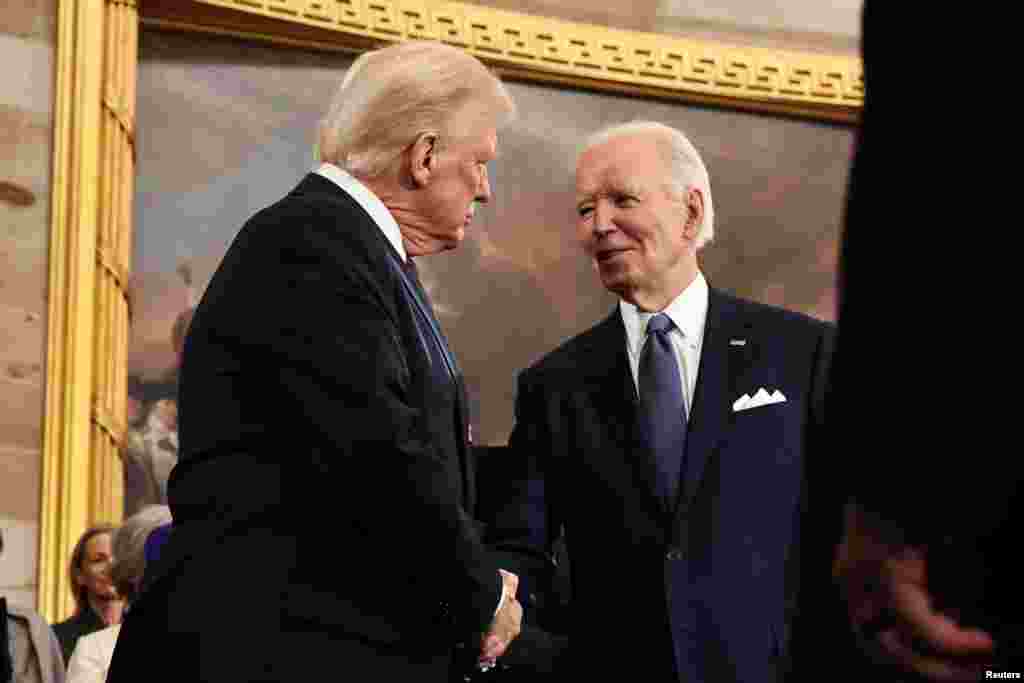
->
[592,203,616,237]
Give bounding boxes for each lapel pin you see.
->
[729,339,747,346]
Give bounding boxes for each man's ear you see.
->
[682,187,704,242]
[408,132,439,188]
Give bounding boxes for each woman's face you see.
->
[76,532,117,600]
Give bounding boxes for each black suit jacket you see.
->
[788,3,1023,675]
[506,290,833,682]
[52,607,104,667]
[108,173,501,682]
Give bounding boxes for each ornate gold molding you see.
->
[154,0,861,122]
[39,0,135,622]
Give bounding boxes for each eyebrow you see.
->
[576,183,644,204]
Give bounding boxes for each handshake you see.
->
[477,569,524,670]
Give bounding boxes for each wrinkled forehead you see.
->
[575,136,662,197]
[575,158,647,200]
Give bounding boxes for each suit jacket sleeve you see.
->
[493,370,570,674]
[245,203,501,634]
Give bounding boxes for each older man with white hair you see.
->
[107,41,521,683]
[504,121,835,681]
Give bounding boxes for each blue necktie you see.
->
[637,313,687,506]
[402,257,451,381]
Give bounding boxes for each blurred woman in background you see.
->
[66,506,172,683]
[52,526,122,665]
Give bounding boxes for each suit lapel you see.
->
[397,264,458,381]
[576,311,637,424]
[401,266,475,509]
[391,258,476,509]
[677,289,751,508]
[299,171,458,381]
[301,172,476,509]
[454,372,476,512]
[580,310,671,519]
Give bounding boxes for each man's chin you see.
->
[416,234,462,255]
[444,228,465,249]
[596,265,631,293]
[600,276,633,299]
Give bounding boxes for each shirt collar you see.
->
[620,271,709,356]
[315,162,407,263]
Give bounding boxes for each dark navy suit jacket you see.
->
[507,289,833,682]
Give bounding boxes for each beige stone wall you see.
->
[0,0,55,610]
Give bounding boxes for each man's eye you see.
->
[616,195,638,207]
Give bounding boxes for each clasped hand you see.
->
[479,569,523,667]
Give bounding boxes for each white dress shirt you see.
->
[66,624,120,683]
[315,163,408,263]
[312,163,508,618]
[619,271,709,419]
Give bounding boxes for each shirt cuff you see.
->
[493,572,508,617]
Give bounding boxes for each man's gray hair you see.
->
[110,504,172,602]
[319,41,515,178]
[580,121,715,249]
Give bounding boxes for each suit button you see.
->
[665,548,683,561]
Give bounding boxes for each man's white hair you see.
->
[319,41,515,178]
[110,504,172,601]
[580,121,715,249]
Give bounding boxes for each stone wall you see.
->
[0,0,56,609]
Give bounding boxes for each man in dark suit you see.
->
[107,41,522,683]
[798,2,1023,681]
[503,121,833,682]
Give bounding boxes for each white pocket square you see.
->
[733,388,787,412]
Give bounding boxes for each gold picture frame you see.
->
[39,0,861,621]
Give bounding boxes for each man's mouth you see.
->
[596,248,630,263]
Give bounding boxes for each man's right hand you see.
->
[480,569,523,663]
[835,503,995,681]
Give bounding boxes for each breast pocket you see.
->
[731,399,802,466]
